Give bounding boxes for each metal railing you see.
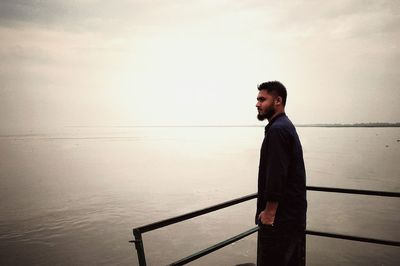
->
[130,186,400,265]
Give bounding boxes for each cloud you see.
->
[262,0,400,41]
[1,0,400,130]
[0,0,238,33]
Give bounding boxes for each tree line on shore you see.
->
[296,122,400,127]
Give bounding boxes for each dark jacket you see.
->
[255,113,307,228]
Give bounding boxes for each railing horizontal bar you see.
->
[306,230,400,247]
[133,187,400,235]
[168,227,259,266]
[135,193,257,234]
[306,186,400,198]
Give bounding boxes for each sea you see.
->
[0,126,399,265]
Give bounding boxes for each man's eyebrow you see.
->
[257,97,266,101]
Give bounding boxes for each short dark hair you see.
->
[258,81,287,106]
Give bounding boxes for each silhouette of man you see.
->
[255,81,307,266]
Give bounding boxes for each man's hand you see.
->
[258,201,279,225]
[258,210,275,225]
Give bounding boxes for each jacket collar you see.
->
[265,112,286,133]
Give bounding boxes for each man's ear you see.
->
[275,96,282,106]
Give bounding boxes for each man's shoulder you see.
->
[270,115,294,132]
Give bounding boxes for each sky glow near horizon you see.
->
[0,0,399,131]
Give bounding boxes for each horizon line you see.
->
[65,122,400,128]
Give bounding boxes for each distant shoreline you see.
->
[64,123,400,128]
[296,123,400,128]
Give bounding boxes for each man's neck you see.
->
[267,110,285,122]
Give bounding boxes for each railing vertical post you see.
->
[133,229,147,266]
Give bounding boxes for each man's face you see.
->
[256,90,276,121]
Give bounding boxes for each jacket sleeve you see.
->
[264,127,291,202]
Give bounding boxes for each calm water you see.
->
[0,127,399,265]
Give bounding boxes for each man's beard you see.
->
[257,107,276,121]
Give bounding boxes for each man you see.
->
[255,81,307,266]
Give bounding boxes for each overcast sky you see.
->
[0,0,399,131]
